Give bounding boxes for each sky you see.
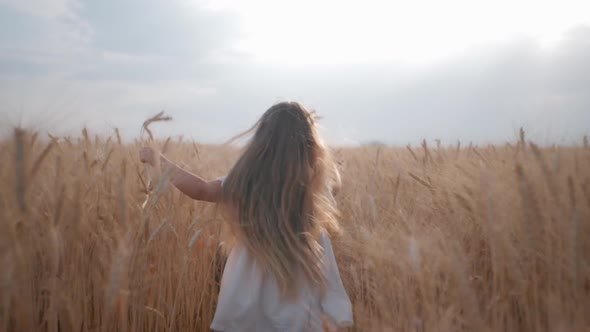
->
[0,0,589,145]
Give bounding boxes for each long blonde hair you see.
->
[221,101,341,297]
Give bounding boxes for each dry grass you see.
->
[0,127,589,331]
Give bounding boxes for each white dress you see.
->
[211,177,353,332]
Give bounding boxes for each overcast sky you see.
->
[1,0,589,145]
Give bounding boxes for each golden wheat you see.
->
[0,127,589,331]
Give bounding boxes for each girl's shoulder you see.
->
[217,175,227,186]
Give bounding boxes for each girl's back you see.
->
[213,102,352,331]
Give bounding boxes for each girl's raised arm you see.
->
[140,147,222,202]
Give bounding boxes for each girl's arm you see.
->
[141,147,222,202]
[158,154,222,202]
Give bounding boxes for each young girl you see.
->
[139,101,353,331]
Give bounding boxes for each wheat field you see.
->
[1,127,589,331]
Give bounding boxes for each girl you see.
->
[139,101,353,331]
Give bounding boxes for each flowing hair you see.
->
[221,101,341,298]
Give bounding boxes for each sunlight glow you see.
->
[181,0,587,65]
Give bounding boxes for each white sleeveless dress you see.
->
[211,177,353,332]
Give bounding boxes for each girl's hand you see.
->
[139,147,156,166]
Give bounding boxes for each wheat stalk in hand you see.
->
[140,111,173,208]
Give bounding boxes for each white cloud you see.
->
[0,0,74,18]
[0,0,92,76]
